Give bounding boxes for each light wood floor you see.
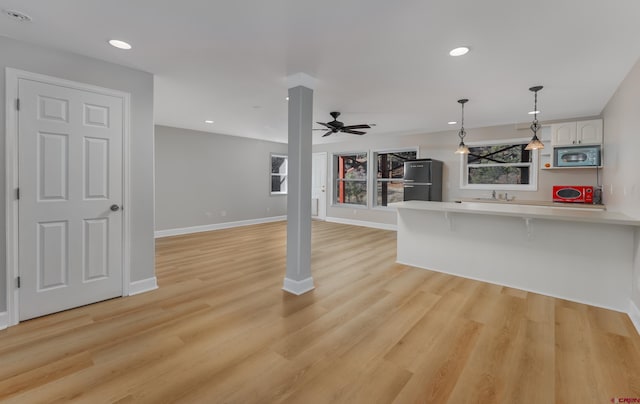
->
[1,221,639,403]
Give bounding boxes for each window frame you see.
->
[330,151,369,208]
[372,147,419,209]
[270,153,288,195]
[459,137,538,191]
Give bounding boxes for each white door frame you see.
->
[312,152,328,220]
[4,68,132,327]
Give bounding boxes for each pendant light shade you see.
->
[455,141,470,154]
[454,99,470,154]
[525,86,544,151]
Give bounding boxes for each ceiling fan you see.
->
[313,111,375,137]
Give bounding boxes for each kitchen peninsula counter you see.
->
[391,200,640,313]
[392,200,640,226]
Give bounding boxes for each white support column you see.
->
[283,73,317,295]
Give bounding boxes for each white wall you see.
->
[155,125,287,232]
[313,122,599,226]
[0,35,155,311]
[602,57,640,312]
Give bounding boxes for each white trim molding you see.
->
[0,312,8,331]
[129,277,158,296]
[326,216,397,231]
[630,300,640,336]
[155,216,287,238]
[283,277,315,295]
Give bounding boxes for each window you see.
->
[270,154,287,194]
[333,152,367,206]
[374,149,417,207]
[461,139,538,191]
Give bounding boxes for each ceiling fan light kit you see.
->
[313,111,374,137]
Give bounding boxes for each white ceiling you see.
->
[2,0,640,144]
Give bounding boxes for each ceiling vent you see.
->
[2,9,32,22]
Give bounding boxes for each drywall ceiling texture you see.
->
[0,36,155,312]
[1,1,640,144]
[154,125,288,232]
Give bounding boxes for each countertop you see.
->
[390,200,640,226]
[458,198,606,210]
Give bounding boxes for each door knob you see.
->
[110,204,120,212]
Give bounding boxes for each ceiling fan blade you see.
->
[322,131,333,137]
[341,129,366,135]
[313,128,329,131]
[316,122,332,128]
[341,124,371,130]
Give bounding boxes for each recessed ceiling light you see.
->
[285,97,290,101]
[528,110,540,115]
[448,121,457,125]
[449,47,470,56]
[2,9,32,22]
[204,120,214,124]
[108,39,132,50]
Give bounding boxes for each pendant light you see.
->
[454,99,470,154]
[525,86,544,150]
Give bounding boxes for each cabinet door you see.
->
[576,119,603,144]
[551,122,577,146]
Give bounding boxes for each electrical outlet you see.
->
[353,209,357,215]
[266,207,271,213]
[205,211,212,218]
[220,210,227,217]
[610,184,614,195]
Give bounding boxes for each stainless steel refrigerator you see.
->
[403,159,444,201]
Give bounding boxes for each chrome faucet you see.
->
[492,190,497,200]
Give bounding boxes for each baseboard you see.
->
[129,277,158,296]
[630,300,640,336]
[283,277,315,295]
[325,217,397,231]
[155,216,287,238]
[0,311,8,331]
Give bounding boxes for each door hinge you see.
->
[17,276,21,288]
[16,98,20,111]
[16,188,20,200]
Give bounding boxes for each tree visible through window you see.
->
[461,140,538,190]
[375,150,417,206]
[333,152,367,205]
[270,154,287,194]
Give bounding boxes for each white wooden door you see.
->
[18,78,124,321]
[312,152,327,219]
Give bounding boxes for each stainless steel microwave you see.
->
[554,145,601,167]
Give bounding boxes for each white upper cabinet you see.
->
[551,119,603,146]
[576,119,603,144]
[551,122,577,146]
